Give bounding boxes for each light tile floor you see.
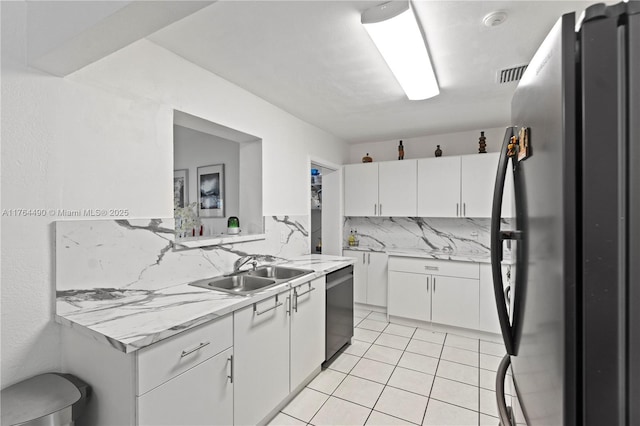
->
[269,309,508,426]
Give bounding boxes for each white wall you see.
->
[1,1,348,388]
[348,127,508,163]
[68,38,348,216]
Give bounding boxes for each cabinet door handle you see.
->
[227,354,234,383]
[286,295,291,315]
[294,285,316,313]
[456,203,459,217]
[254,295,283,316]
[463,203,466,216]
[427,276,429,292]
[424,265,439,271]
[433,277,436,292]
[296,284,316,299]
[368,253,371,264]
[362,253,366,264]
[374,204,377,215]
[180,341,210,358]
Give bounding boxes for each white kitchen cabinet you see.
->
[461,153,515,218]
[233,291,290,426]
[430,275,479,329]
[416,153,514,218]
[388,257,479,329]
[290,277,326,391]
[367,252,389,307]
[60,275,329,426]
[344,160,417,217]
[417,156,461,217]
[60,314,234,426]
[344,250,367,304]
[387,271,431,322]
[234,277,327,425]
[344,163,378,216]
[137,347,233,426]
[343,250,388,307]
[479,263,513,334]
[378,160,417,216]
[136,315,234,426]
[461,154,498,217]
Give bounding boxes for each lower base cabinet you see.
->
[343,250,388,307]
[137,347,233,426]
[234,277,326,425]
[388,257,479,330]
[59,277,327,426]
[290,278,326,390]
[234,291,291,426]
[431,275,479,330]
[387,271,431,322]
[136,315,234,426]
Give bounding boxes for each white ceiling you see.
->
[146,1,600,143]
[24,1,605,144]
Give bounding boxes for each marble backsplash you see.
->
[56,215,310,294]
[344,217,509,256]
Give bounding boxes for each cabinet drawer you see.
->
[388,257,479,279]
[137,314,232,395]
[137,347,233,426]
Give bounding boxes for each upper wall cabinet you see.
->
[462,154,497,217]
[417,153,514,218]
[344,163,378,217]
[461,153,514,218]
[344,160,417,217]
[417,156,461,217]
[378,160,417,217]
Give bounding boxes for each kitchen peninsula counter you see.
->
[55,254,354,353]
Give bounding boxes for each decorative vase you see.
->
[478,131,487,154]
[362,153,373,163]
[435,145,443,157]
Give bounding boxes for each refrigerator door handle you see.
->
[496,354,513,426]
[491,126,518,355]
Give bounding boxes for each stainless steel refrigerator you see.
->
[490,2,639,425]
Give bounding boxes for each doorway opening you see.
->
[310,159,341,256]
[310,164,324,253]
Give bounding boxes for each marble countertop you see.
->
[343,246,504,263]
[55,254,354,354]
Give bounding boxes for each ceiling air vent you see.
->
[498,65,528,84]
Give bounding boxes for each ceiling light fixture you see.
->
[362,0,439,100]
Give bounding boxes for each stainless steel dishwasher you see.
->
[324,265,354,364]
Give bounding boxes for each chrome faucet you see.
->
[233,255,258,272]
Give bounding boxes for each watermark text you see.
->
[2,208,130,217]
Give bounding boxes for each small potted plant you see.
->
[174,201,199,238]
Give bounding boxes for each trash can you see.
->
[1,373,91,426]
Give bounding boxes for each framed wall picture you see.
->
[173,169,188,208]
[197,164,225,217]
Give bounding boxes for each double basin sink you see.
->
[189,265,314,295]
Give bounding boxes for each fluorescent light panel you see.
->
[362,1,439,100]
